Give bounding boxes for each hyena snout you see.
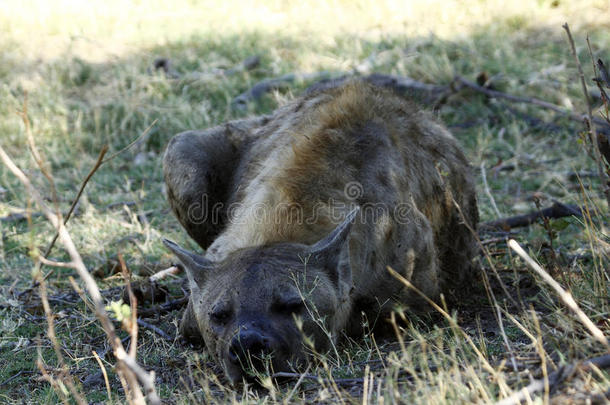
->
[227,329,281,374]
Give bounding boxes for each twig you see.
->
[455,74,572,116]
[17,143,106,296]
[137,296,188,318]
[480,202,584,231]
[43,145,108,257]
[0,146,161,405]
[271,370,410,388]
[36,354,70,405]
[19,119,155,297]
[149,265,182,282]
[495,353,610,405]
[453,75,610,128]
[563,24,609,208]
[102,119,158,163]
[137,319,172,340]
[508,239,608,348]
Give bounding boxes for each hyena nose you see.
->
[228,331,272,366]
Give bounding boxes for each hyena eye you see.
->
[273,297,305,315]
[210,307,232,324]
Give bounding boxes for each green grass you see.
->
[0,0,609,403]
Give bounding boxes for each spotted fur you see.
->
[163,79,478,380]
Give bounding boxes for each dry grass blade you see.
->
[507,239,608,348]
[386,266,498,377]
[0,146,161,405]
[92,350,112,402]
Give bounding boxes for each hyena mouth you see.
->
[226,330,279,378]
[224,328,303,384]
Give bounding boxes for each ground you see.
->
[0,0,608,403]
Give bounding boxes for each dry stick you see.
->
[102,119,157,163]
[43,145,108,258]
[136,319,172,341]
[453,75,605,126]
[480,202,583,231]
[92,350,112,402]
[137,296,188,318]
[149,265,182,282]
[563,23,610,209]
[508,239,609,348]
[495,354,610,405]
[0,147,161,405]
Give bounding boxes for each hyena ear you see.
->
[308,208,359,283]
[162,238,213,289]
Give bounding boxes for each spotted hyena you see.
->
[162,79,478,382]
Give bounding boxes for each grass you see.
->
[0,0,609,403]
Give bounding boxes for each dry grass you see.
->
[0,0,609,403]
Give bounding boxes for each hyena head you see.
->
[163,209,358,383]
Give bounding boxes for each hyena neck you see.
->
[204,182,321,262]
[204,92,356,262]
[204,199,328,262]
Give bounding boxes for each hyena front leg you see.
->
[163,116,268,250]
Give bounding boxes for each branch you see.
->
[453,74,610,129]
[479,202,584,231]
[232,71,334,109]
[137,319,172,341]
[149,265,182,282]
[137,296,188,318]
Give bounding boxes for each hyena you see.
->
[162,79,478,382]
